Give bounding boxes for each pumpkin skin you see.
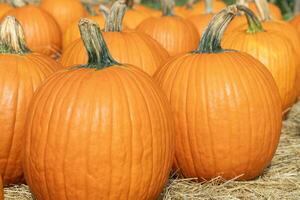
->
[187,14,213,36]
[61,31,169,75]
[0,3,13,19]
[4,5,62,56]
[290,14,300,35]
[123,8,151,29]
[248,2,282,20]
[155,5,282,181]
[63,15,106,50]
[24,18,174,200]
[223,24,297,111]
[137,16,199,56]
[40,0,88,33]
[187,0,226,16]
[134,4,161,17]
[0,16,62,188]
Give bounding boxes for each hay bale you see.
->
[4,102,300,200]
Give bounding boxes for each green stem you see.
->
[0,16,30,54]
[254,0,272,21]
[104,0,126,32]
[161,0,174,16]
[237,5,264,33]
[195,5,238,53]
[79,18,118,69]
[205,0,213,14]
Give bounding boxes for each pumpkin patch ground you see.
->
[3,102,300,199]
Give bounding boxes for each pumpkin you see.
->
[250,0,300,99]
[137,0,199,56]
[0,3,13,19]
[134,4,161,17]
[222,5,297,111]
[24,18,174,200]
[63,15,106,50]
[154,5,282,181]
[248,1,282,20]
[188,0,226,16]
[0,16,61,192]
[40,0,88,33]
[61,0,169,76]
[3,2,62,56]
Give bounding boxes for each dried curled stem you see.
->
[104,0,126,32]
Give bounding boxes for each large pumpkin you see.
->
[155,5,282,181]
[40,0,88,33]
[61,0,169,76]
[63,15,106,50]
[223,3,298,110]
[0,16,61,193]
[24,18,174,200]
[0,3,13,19]
[137,0,199,56]
[3,3,61,56]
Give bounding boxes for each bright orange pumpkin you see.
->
[3,5,61,57]
[187,13,213,36]
[137,0,199,56]
[155,5,282,181]
[40,0,88,33]
[0,16,61,192]
[24,18,174,200]
[188,0,226,16]
[0,3,13,19]
[222,6,297,111]
[63,15,106,50]
[61,0,169,76]
[134,4,161,17]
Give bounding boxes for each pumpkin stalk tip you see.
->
[196,5,238,53]
[79,18,118,69]
[161,0,175,16]
[0,16,30,54]
[104,0,126,32]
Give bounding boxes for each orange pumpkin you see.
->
[3,4,61,57]
[61,0,169,76]
[63,15,106,50]
[187,13,213,36]
[0,16,61,191]
[222,6,297,111]
[188,0,226,16]
[249,1,282,20]
[155,5,282,181]
[137,0,199,56]
[0,3,13,19]
[24,18,174,200]
[40,0,88,33]
[134,4,161,17]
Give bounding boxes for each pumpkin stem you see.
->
[8,0,28,7]
[195,5,238,53]
[79,18,118,69]
[83,3,97,16]
[161,0,174,16]
[125,0,134,9]
[0,177,3,200]
[205,0,213,14]
[186,0,194,10]
[237,5,264,33]
[254,0,272,21]
[99,4,110,20]
[236,0,248,7]
[104,0,126,32]
[0,16,30,54]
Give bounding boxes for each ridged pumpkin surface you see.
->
[4,5,62,56]
[0,53,61,185]
[61,32,170,75]
[155,52,282,180]
[40,0,87,33]
[63,15,106,50]
[137,16,199,56]
[24,65,174,200]
[223,27,297,111]
[187,14,213,36]
[0,3,13,19]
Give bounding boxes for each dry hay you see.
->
[4,101,300,200]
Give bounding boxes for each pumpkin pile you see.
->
[0,0,299,199]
